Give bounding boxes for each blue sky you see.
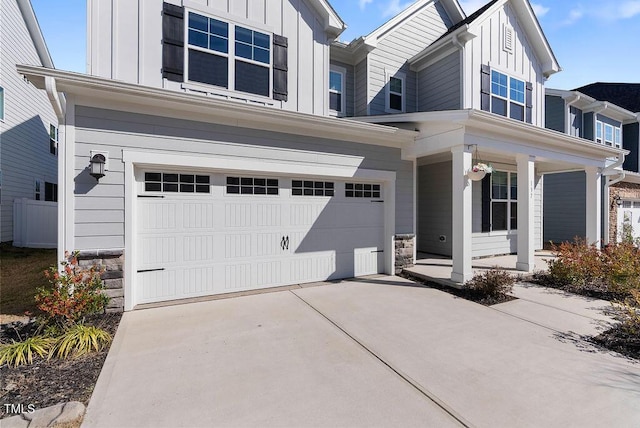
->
[31,0,640,90]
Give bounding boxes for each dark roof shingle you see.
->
[574,83,640,113]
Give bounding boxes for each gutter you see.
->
[45,76,65,123]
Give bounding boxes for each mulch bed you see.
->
[591,326,640,361]
[0,313,121,418]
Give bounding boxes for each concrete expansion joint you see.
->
[289,289,474,428]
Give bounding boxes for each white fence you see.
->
[13,198,57,248]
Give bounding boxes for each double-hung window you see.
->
[491,71,525,121]
[596,120,603,144]
[386,72,405,113]
[604,123,614,146]
[491,171,517,232]
[329,66,345,116]
[614,128,622,148]
[186,12,271,97]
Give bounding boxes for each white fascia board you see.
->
[364,0,435,43]
[17,66,417,148]
[621,171,640,185]
[16,0,54,69]
[309,0,346,37]
[409,26,474,72]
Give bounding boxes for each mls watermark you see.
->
[3,403,36,414]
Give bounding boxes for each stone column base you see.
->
[77,249,125,313]
[394,234,415,274]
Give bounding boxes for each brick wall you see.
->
[609,182,640,241]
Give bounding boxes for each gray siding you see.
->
[545,95,564,133]
[569,106,582,138]
[417,51,460,112]
[368,2,452,115]
[73,106,414,250]
[597,114,622,128]
[0,0,58,242]
[355,59,367,116]
[583,112,594,141]
[543,172,586,243]
[330,60,354,117]
[417,162,452,256]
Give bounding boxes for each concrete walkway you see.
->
[83,277,640,428]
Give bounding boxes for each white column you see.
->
[585,166,602,248]
[451,146,473,283]
[516,154,535,272]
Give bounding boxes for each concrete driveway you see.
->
[83,277,640,428]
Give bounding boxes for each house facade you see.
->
[0,0,59,244]
[19,0,625,311]
[545,85,640,244]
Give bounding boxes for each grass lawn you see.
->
[1,243,56,320]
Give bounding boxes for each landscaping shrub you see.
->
[36,252,110,326]
[50,324,112,359]
[467,267,515,299]
[618,290,640,335]
[545,238,640,298]
[0,336,54,367]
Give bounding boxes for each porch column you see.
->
[451,146,473,283]
[516,154,535,272]
[585,166,602,248]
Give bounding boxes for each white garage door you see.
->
[618,200,640,242]
[135,171,385,304]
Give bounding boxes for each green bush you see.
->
[0,336,54,367]
[467,267,515,298]
[50,324,112,359]
[36,252,110,326]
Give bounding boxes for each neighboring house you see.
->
[0,0,59,245]
[18,0,625,311]
[545,85,640,244]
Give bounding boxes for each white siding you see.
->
[466,2,545,126]
[88,0,331,115]
[368,1,452,115]
[0,0,58,242]
[72,105,413,250]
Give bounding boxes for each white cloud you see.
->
[459,0,490,14]
[359,0,374,10]
[531,3,550,18]
[561,8,584,26]
[382,0,415,17]
[618,1,640,18]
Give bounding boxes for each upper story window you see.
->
[386,72,405,113]
[0,87,4,121]
[49,124,58,156]
[491,71,525,121]
[186,12,271,97]
[596,119,622,148]
[329,66,345,116]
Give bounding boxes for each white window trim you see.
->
[0,86,4,122]
[604,123,614,146]
[490,171,518,232]
[596,120,603,144]
[385,71,406,113]
[614,127,622,148]
[183,9,273,99]
[329,65,346,117]
[490,70,525,121]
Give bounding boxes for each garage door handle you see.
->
[138,195,165,198]
[281,236,289,251]
[371,200,384,203]
[371,250,384,253]
[137,268,165,273]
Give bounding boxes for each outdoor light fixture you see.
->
[613,195,623,207]
[89,153,106,180]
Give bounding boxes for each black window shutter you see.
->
[481,174,491,232]
[525,82,533,123]
[480,64,491,112]
[162,3,184,82]
[272,35,288,101]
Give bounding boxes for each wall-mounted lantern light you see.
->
[89,153,107,180]
[612,195,623,208]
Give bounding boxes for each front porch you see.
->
[404,251,555,288]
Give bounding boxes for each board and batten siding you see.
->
[72,105,413,250]
[0,0,57,242]
[330,60,355,117]
[544,95,564,133]
[367,1,452,115]
[417,51,461,112]
[88,0,331,115]
[543,171,586,244]
[466,2,544,126]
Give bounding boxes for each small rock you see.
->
[4,382,18,391]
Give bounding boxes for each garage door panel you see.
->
[183,235,216,262]
[289,253,336,283]
[256,232,284,256]
[225,203,253,228]
[183,202,216,229]
[225,233,252,258]
[139,201,177,231]
[139,236,177,268]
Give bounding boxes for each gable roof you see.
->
[16,0,55,69]
[574,83,640,114]
[308,0,345,37]
[412,0,560,78]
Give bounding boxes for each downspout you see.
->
[564,93,581,135]
[44,76,67,264]
[602,155,627,245]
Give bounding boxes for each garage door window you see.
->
[227,177,278,195]
[145,172,210,193]
[292,180,334,196]
[345,183,381,198]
